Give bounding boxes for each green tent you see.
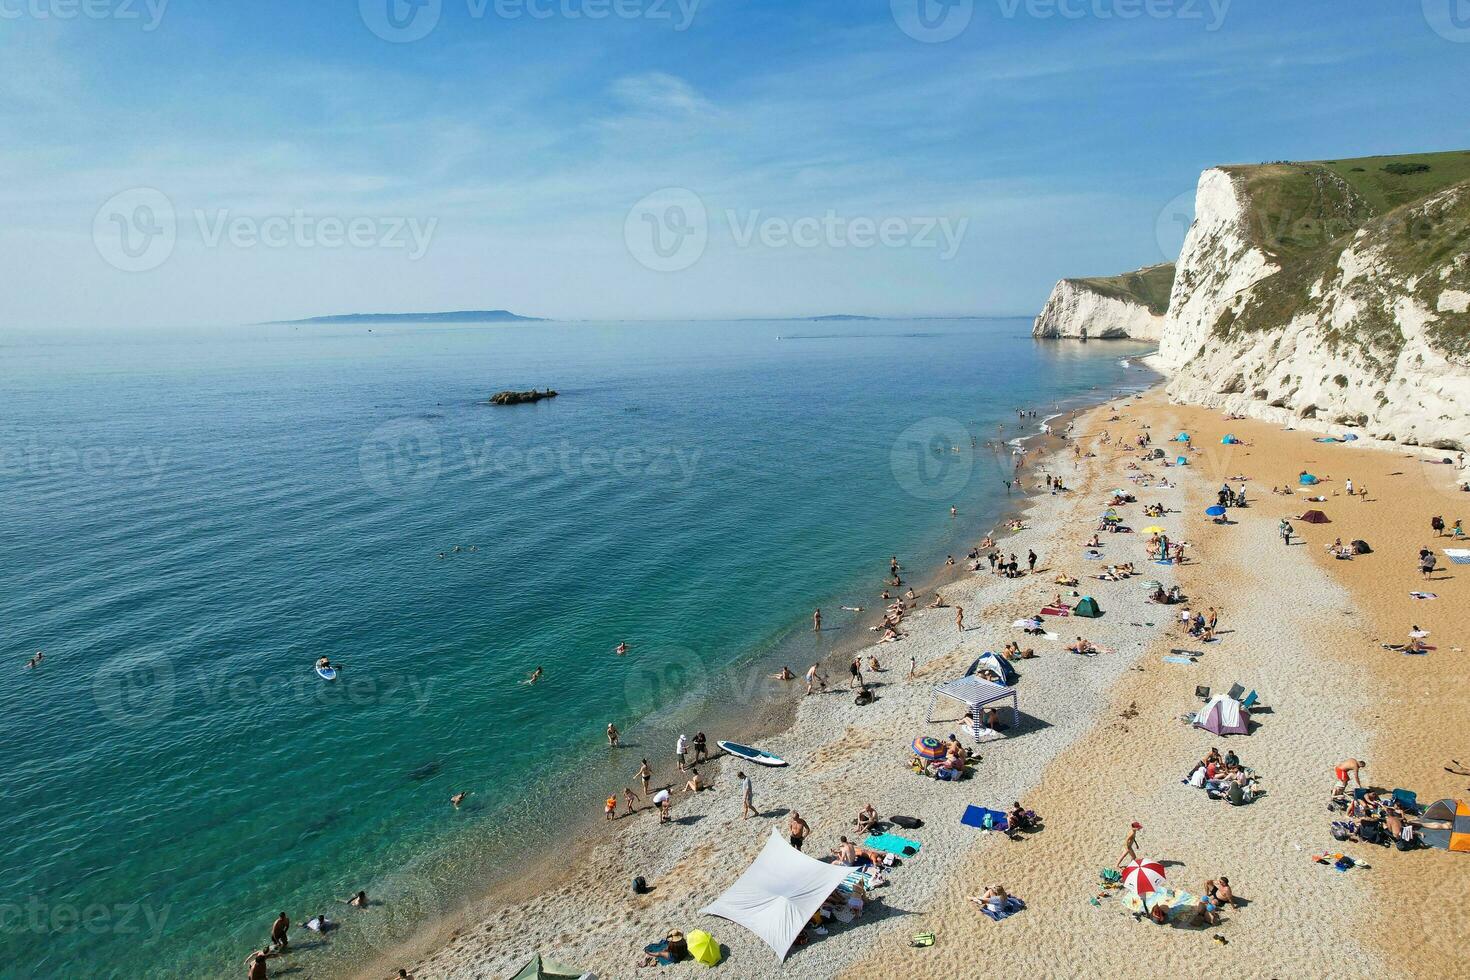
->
[1073,596,1102,618]
[508,953,589,980]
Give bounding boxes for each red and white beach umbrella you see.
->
[1121,859,1167,903]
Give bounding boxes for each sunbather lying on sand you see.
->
[1066,637,1097,655]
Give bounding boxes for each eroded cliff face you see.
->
[1032,279,1165,341]
[1160,171,1470,451]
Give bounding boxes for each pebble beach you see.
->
[368,385,1470,980]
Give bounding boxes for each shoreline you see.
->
[361,380,1165,979]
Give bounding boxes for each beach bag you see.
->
[1189,767,1206,788]
[1330,821,1353,842]
[890,815,924,829]
[910,931,935,948]
[632,875,648,894]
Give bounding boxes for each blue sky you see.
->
[3,0,1468,327]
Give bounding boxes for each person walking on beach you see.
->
[1420,548,1438,579]
[693,731,707,764]
[675,733,688,772]
[789,810,810,850]
[1345,478,1353,496]
[607,723,620,747]
[955,606,965,632]
[738,771,755,819]
[1117,822,1141,868]
[270,912,290,951]
[1279,519,1294,546]
[637,759,652,798]
[909,655,917,678]
[1432,515,1445,537]
[1027,549,1038,574]
[849,657,864,689]
[812,608,822,632]
[805,663,827,695]
[245,949,277,980]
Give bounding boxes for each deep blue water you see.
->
[0,319,1152,977]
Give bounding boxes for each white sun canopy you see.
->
[926,676,1020,728]
[700,828,854,960]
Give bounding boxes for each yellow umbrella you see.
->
[1143,525,1166,534]
[687,930,722,966]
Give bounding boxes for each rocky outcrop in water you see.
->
[488,389,558,406]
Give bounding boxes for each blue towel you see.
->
[982,896,1026,921]
[960,805,1009,831]
[864,832,922,856]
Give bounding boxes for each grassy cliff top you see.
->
[1066,263,1176,316]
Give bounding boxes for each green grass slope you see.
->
[1068,262,1176,316]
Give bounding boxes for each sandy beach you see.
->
[368,385,1470,980]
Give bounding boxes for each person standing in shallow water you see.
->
[812,608,822,632]
[607,723,620,747]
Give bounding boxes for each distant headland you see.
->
[266,310,544,325]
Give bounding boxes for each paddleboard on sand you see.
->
[316,666,338,681]
[717,740,787,767]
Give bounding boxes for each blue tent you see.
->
[1222,434,1240,444]
[965,652,1017,687]
[1299,473,1319,485]
[1176,456,1189,466]
[1174,432,1190,442]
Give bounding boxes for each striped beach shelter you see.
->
[1421,799,1470,852]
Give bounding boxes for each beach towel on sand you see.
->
[864,833,922,856]
[1444,549,1470,565]
[982,896,1026,921]
[960,805,1009,831]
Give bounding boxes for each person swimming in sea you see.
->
[25,651,43,669]
[526,667,543,684]
[450,791,468,808]
[614,642,629,656]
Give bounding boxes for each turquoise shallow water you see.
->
[0,319,1152,978]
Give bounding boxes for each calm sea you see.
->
[0,319,1153,977]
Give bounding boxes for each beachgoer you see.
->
[615,642,629,656]
[805,663,826,695]
[450,791,467,808]
[854,803,878,833]
[738,771,754,819]
[772,666,794,681]
[1028,549,1037,573]
[607,723,620,747]
[955,606,965,632]
[693,732,707,763]
[605,795,617,820]
[270,912,290,951]
[1334,759,1365,790]
[527,666,543,684]
[684,768,704,792]
[849,657,864,689]
[813,608,822,632]
[245,949,276,980]
[675,733,688,771]
[789,810,810,850]
[623,787,638,815]
[637,759,652,797]
[342,890,368,908]
[1118,822,1141,868]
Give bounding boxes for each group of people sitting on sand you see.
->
[999,640,1038,662]
[911,734,973,782]
[1150,584,1186,605]
[1329,786,1422,849]
[1096,561,1137,582]
[1184,748,1263,805]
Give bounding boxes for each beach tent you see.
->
[1420,799,1470,852]
[1194,695,1249,736]
[926,676,1021,729]
[1148,448,1165,459]
[508,953,594,980]
[701,828,854,960]
[1073,596,1102,618]
[1176,456,1189,466]
[964,651,1017,687]
[1221,434,1240,444]
[1352,539,1372,554]
[1174,432,1190,442]
[1299,510,1331,524]
[1342,433,1358,441]
[1299,473,1320,485]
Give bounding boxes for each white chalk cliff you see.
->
[1032,263,1172,341]
[1039,153,1470,451]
